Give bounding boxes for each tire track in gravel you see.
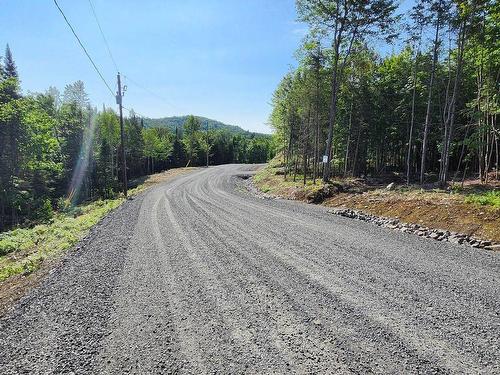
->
[1,164,499,374]
[183,166,498,373]
[176,190,348,372]
[194,171,498,332]
[168,178,319,372]
[183,180,460,373]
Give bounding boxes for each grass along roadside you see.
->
[253,160,500,244]
[251,157,361,201]
[0,167,198,284]
[0,199,122,282]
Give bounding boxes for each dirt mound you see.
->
[305,184,344,203]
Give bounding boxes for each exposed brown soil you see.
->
[253,165,499,245]
[324,190,500,243]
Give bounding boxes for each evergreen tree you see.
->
[63,80,89,108]
[0,45,20,102]
[0,53,5,80]
[4,44,18,79]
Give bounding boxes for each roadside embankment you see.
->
[252,161,500,246]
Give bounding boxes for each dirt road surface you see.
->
[1,165,499,374]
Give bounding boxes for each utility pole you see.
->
[116,72,128,197]
[205,122,209,168]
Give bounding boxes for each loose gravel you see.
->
[1,165,499,374]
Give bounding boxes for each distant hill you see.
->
[143,116,262,136]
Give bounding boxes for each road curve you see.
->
[1,164,499,374]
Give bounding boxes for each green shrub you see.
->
[0,197,123,281]
[0,229,34,256]
[36,199,54,222]
[465,190,500,207]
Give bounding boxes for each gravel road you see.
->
[1,164,499,374]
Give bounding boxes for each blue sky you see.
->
[1,0,411,133]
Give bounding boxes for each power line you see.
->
[124,75,166,103]
[122,105,148,120]
[87,0,119,72]
[53,0,115,97]
[123,74,185,113]
[54,0,157,121]
[85,1,176,116]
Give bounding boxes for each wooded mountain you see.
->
[144,116,257,135]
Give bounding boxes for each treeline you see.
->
[271,0,498,186]
[0,45,274,231]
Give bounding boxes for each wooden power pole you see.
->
[205,122,209,168]
[116,72,128,197]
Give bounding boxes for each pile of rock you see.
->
[330,208,499,250]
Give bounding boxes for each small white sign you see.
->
[322,155,328,163]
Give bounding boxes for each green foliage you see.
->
[171,130,187,167]
[270,0,498,185]
[0,198,123,281]
[126,115,145,176]
[0,43,274,234]
[143,127,173,172]
[33,199,54,223]
[182,115,201,163]
[465,191,500,207]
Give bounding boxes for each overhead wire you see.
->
[87,0,119,72]
[53,0,115,97]
[122,105,147,119]
[123,75,167,103]
[85,0,180,116]
[55,0,174,121]
[123,74,185,113]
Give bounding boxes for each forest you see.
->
[1,0,498,233]
[270,0,498,186]
[0,46,274,231]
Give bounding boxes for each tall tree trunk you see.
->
[406,42,421,185]
[495,133,499,180]
[352,122,361,177]
[485,133,495,183]
[303,105,311,185]
[420,16,441,184]
[452,124,470,183]
[323,51,340,182]
[312,49,321,185]
[344,100,353,176]
[312,109,319,184]
[293,150,298,182]
[438,32,453,183]
[439,18,467,187]
[285,121,294,180]
[322,17,357,182]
